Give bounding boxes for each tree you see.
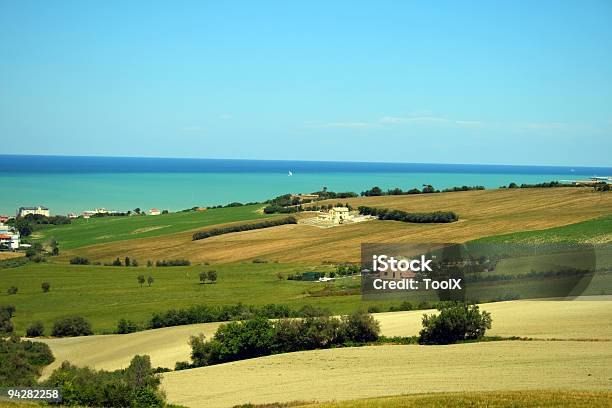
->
[207,270,217,283]
[13,219,33,236]
[125,257,131,267]
[137,275,145,287]
[112,257,122,266]
[70,256,90,265]
[51,316,93,337]
[117,319,139,334]
[131,259,139,267]
[341,310,380,343]
[50,239,59,256]
[276,272,284,281]
[508,182,518,189]
[147,276,154,287]
[26,321,45,337]
[199,271,207,284]
[147,260,153,267]
[418,303,492,345]
[7,286,18,295]
[422,184,436,193]
[41,282,51,293]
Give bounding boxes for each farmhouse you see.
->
[327,207,352,224]
[17,205,49,218]
[195,207,208,211]
[149,208,161,216]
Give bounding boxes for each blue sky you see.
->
[1,1,611,166]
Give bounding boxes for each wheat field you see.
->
[160,341,612,408]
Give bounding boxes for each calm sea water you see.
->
[1,155,610,215]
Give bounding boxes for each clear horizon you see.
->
[1,1,611,166]
[2,153,612,170]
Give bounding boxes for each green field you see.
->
[31,204,269,249]
[477,214,612,244]
[0,261,384,334]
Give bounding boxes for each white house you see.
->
[17,205,50,218]
[149,208,161,216]
[327,207,351,224]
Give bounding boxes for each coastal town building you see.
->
[149,208,161,216]
[17,205,49,218]
[0,215,10,223]
[0,223,20,250]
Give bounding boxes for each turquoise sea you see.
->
[1,155,610,215]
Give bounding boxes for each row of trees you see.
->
[192,216,297,240]
[5,282,50,296]
[146,303,330,331]
[9,214,71,237]
[185,310,380,368]
[358,206,459,223]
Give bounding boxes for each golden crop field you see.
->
[38,299,612,378]
[0,252,24,260]
[296,390,612,408]
[37,321,223,378]
[65,188,612,263]
[376,297,612,340]
[160,341,612,408]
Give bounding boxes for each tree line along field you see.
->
[60,188,612,264]
[31,204,273,249]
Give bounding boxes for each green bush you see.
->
[6,286,18,295]
[51,316,93,337]
[358,206,458,223]
[41,281,51,292]
[0,336,54,386]
[69,256,90,265]
[155,259,190,267]
[26,321,45,337]
[0,305,15,335]
[192,217,297,240]
[44,355,165,407]
[190,310,380,367]
[418,303,492,345]
[117,319,141,334]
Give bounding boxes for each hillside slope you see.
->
[66,188,612,263]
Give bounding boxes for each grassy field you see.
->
[36,298,612,376]
[160,341,612,407]
[478,213,612,244]
[0,261,372,333]
[295,391,612,408]
[32,204,271,249]
[63,188,612,263]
